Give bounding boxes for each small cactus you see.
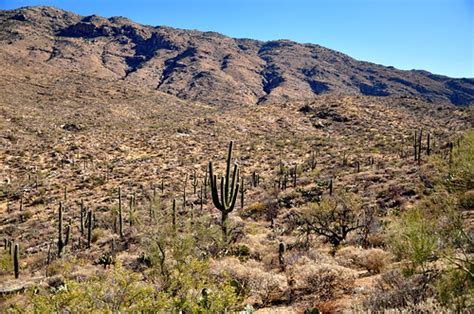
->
[279,241,286,271]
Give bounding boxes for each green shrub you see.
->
[389,207,437,273]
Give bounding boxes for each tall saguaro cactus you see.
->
[57,202,71,258]
[209,141,240,242]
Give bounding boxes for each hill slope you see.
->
[0,5,473,106]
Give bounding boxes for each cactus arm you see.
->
[224,141,233,203]
[220,176,226,209]
[228,183,240,214]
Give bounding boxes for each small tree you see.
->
[301,191,366,251]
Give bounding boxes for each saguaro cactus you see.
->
[13,243,19,279]
[309,150,317,170]
[209,141,240,242]
[426,132,431,156]
[57,202,66,257]
[80,199,85,236]
[291,164,298,188]
[200,185,204,211]
[87,210,93,248]
[329,177,333,196]
[118,187,124,238]
[240,176,246,209]
[172,199,176,231]
[191,170,199,195]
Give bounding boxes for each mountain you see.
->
[0,6,473,106]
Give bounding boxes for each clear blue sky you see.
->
[1,0,473,78]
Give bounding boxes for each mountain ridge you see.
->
[1,5,473,106]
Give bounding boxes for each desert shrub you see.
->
[334,246,364,268]
[436,266,474,312]
[19,210,33,222]
[389,207,437,273]
[141,222,240,312]
[18,262,158,312]
[459,189,474,210]
[290,262,355,302]
[91,228,106,243]
[22,237,239,313]
[0,251,13,275]
[354,297,450,313]
[363,269,436,311]
[211,257,287,306]
[359,248,392,274]
[448,131,474,191]
[240,202,267,219]
[230,244,251,261]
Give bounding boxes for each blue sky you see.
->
[1,0,473,78]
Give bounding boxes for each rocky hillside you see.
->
[0,6,473,106]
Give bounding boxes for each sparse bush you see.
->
[359,248,392,274]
